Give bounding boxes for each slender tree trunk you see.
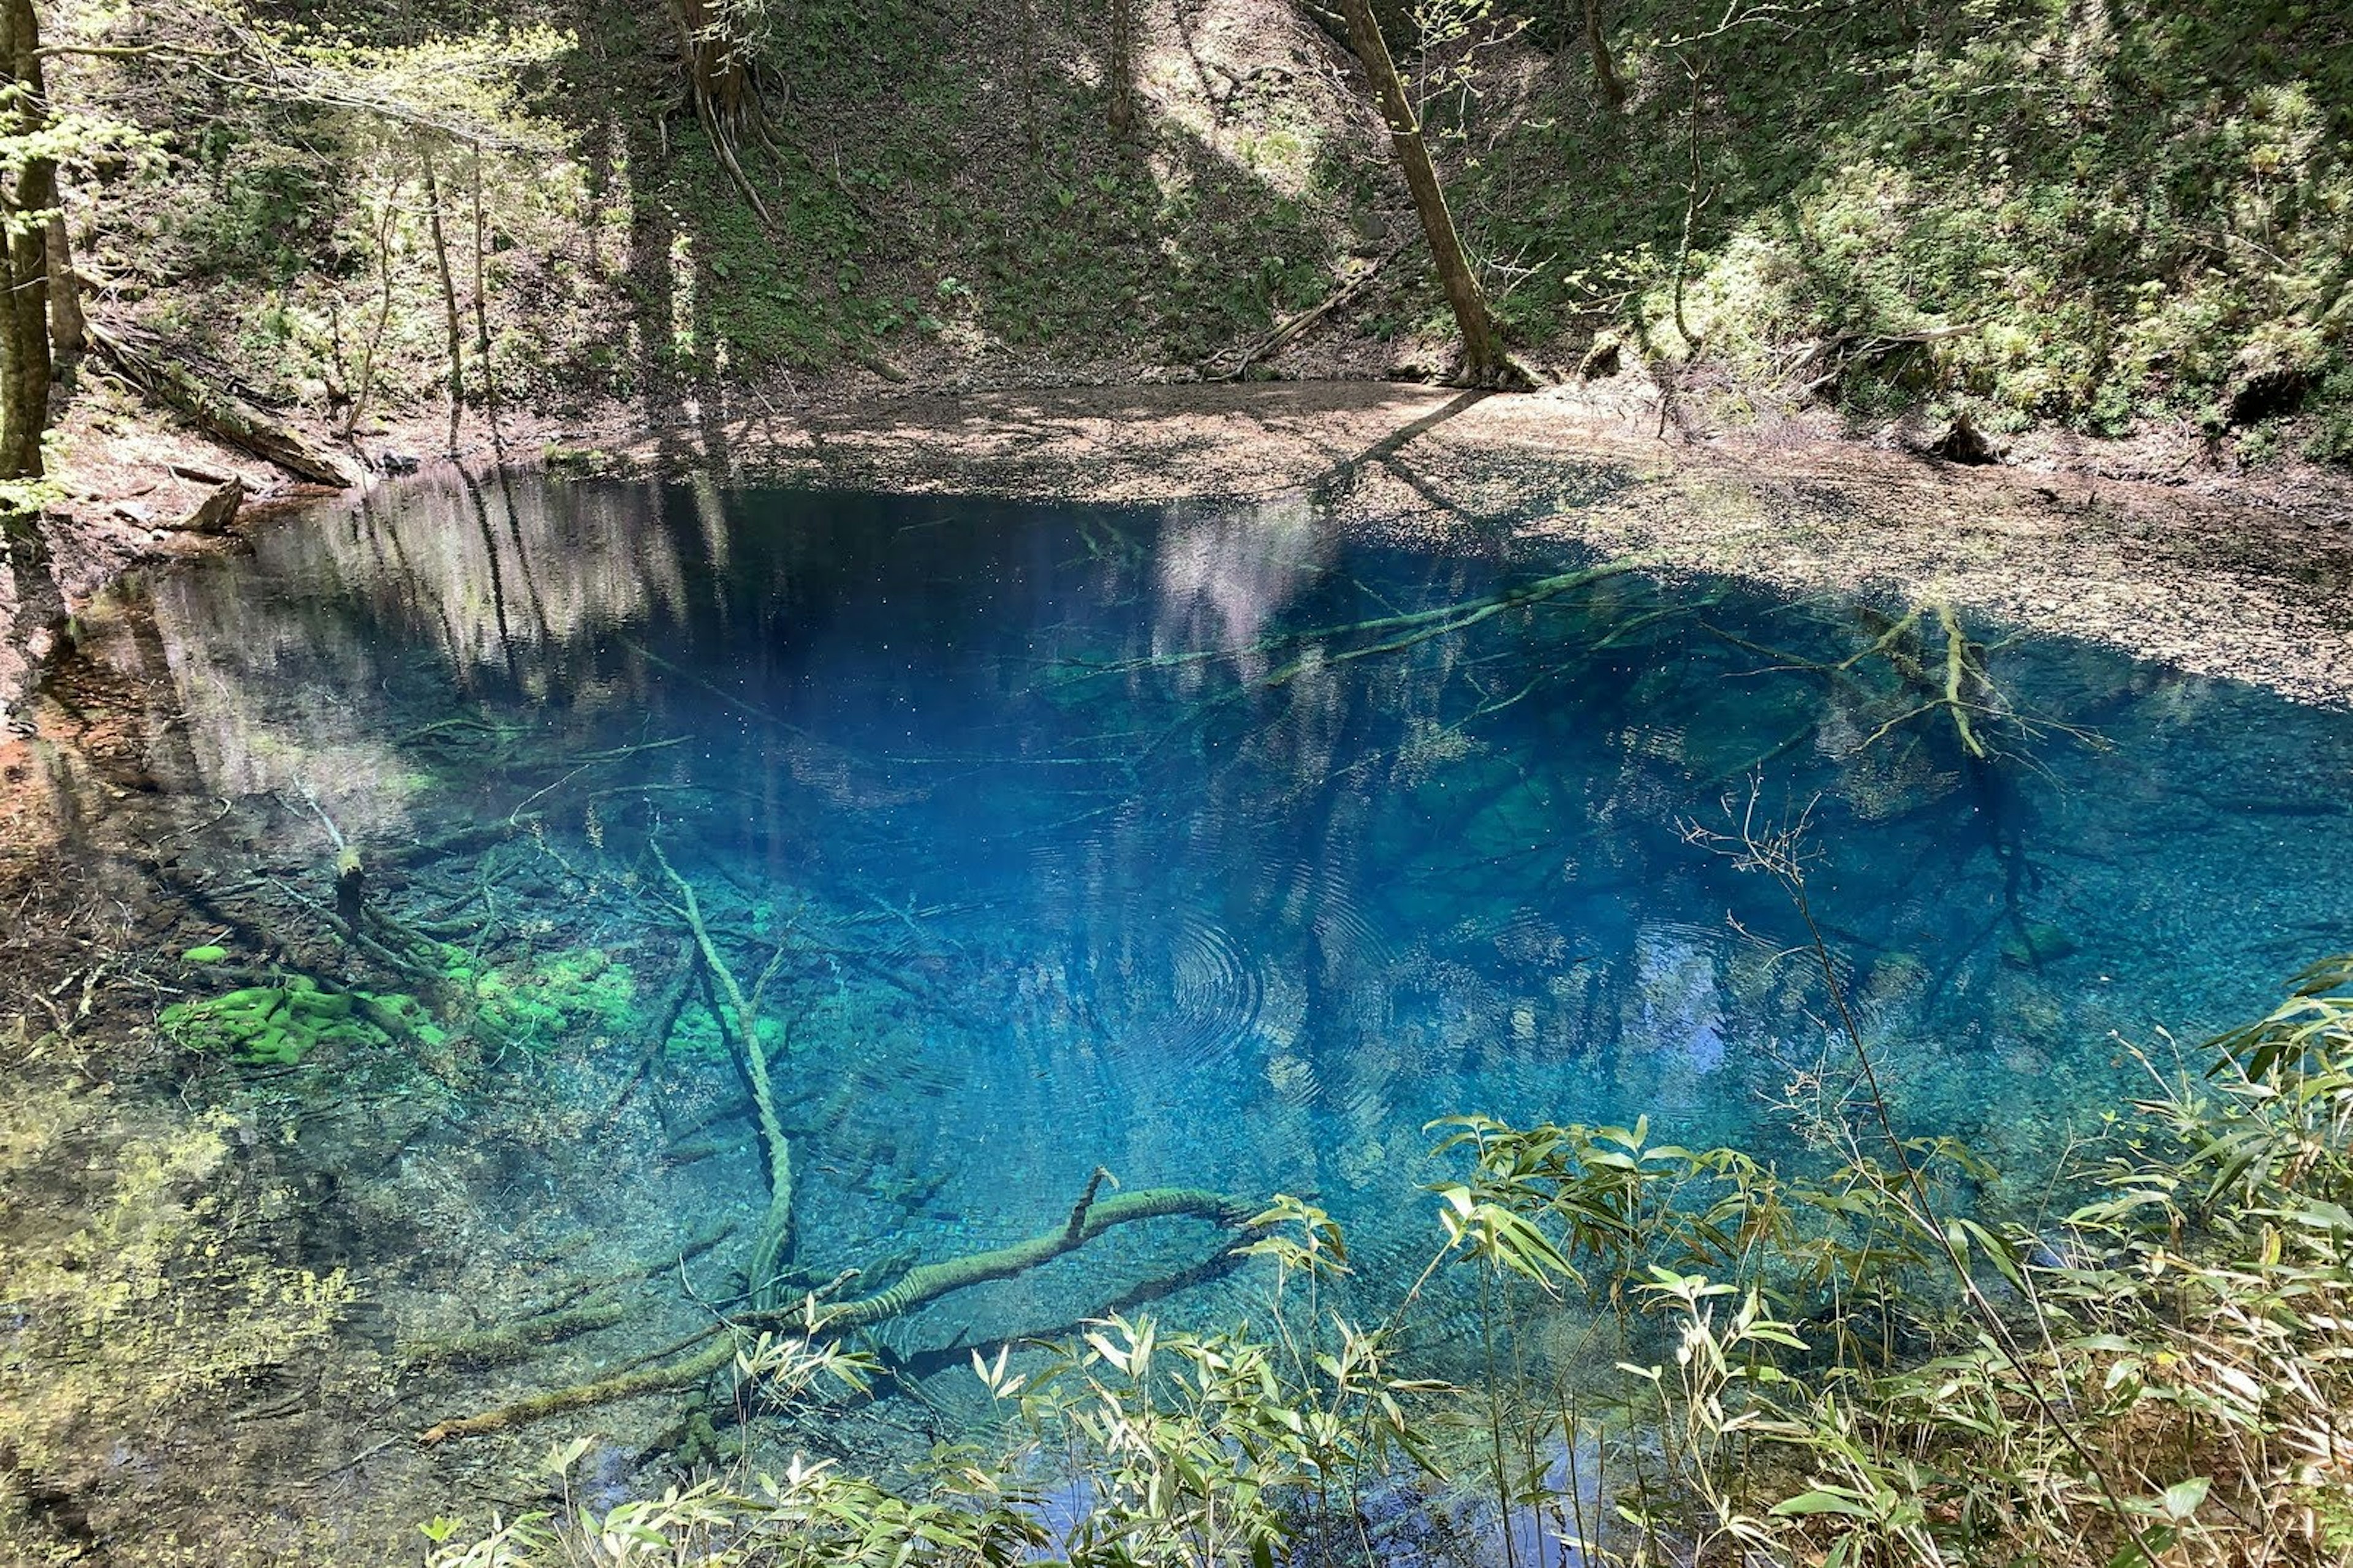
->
[1581,0,1626,112]
[0,0,56,482]
[467,150,499,437]
[341,175,404,441]
[44,214,83,359]
[1670,55,1709,354]
[419,148,466,453]
[1106,0,1135,135]
[1335,0,1515,387]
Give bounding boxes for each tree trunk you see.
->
[466,151,498,434]
[1335,0,1515,388]
[341,175,404,441]
[0,0,56,483]
[1107,0,1136,135]
[45,214,84,359]
[419,148,466,454]
[1582,0,1626,112]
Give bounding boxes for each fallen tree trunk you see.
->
[415,845,1264,1447]
[86,321,350,488]
[1212,248,1401,382]
[800,1178,1252,1331]
[416,1180,1256,1443]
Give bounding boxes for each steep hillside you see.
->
[30,0,2353,488]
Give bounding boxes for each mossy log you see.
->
[419,1334,737,1444]
[650,839,795,1305]
[405,1299,631,1368]
[803,1183,1253,1331]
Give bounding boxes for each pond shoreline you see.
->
[587,382,2353,708]
[9,383,2351,733]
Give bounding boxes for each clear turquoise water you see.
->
[137,472,2353,1357]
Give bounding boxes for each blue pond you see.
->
[135,471,2353,1355]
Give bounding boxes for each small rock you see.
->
[2001,922,2081,968]
[1577,335,1621,381]
[377,451,421,475]
[175,476,243,535]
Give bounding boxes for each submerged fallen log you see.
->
[788,1176,1254,1333]
[87,321,350,488]
[415,1178,1256,1444]
[415,842,1262,1447]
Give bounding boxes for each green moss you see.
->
[468,947,637,1050]
[180,944,229,964]
[159,975,415,1066]
[661,1004,785,1062]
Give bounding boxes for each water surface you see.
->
[102,470,2353,1348]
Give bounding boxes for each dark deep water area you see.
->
[12,466,2353,1551]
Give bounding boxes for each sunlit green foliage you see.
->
[1462,0,2352,451]
[43,0,2349,453]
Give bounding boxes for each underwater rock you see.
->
[2000,922,2082,968]
[1632,928,1727,1076]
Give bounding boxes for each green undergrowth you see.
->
[426,952,2353,1568]
[50,0,2352,464]
[1463,0,2351,454]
